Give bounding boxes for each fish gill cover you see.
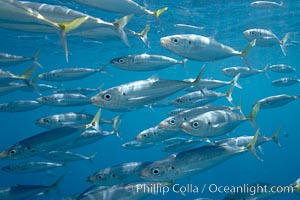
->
[0,0,299,199]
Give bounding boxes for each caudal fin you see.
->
[57,16,89,63]
[271,128,281,147]
[241,39,256,68]
[225,81,236,105]
[153,7,168,25]
[32,49,42,68]
[246,129,262,161]
[85,108,102,132]
[230,73,242,89]
[113,14,134,47]
[247,102,260,128]
[280,32,290,56]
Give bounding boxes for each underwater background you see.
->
[0,0,299,199]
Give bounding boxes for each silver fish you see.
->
[186,73,242,91]
[87,161,152,186]
[36,93,91,107]
[140,131,259,181]
[222,66,268,78]
[171,86,234,108]
[0,109,101,159]
[91,67,203,111]
[254,94,299,109]
[0,176,63,200]
[36,112,121,130]
[180,104,259,138]
[110,53,187,71]
[160,34,255,67]
[41,151,97,162]
[272,77,300,87]
[243,29,289,56]
[76,182,170,200]
[0,50,40,67]
[1,161,64,173]
[122,140,154,150]
[250,1,284,8]
[268,64,296,73]
[0,100,42,112]
[37,67,104,82]
[160,104,240,132]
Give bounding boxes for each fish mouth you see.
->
[160,38,168,47]
[0,150,7,159]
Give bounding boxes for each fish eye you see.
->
[151,168,160,176]
[118,58,125,63]
[250,31,255,35]
[96,174,103,180]
[111,173,116,178]
[169,118,176,125]
[176,98,183,103]
[192,121,199,129]
[9,150,16,155]
[43,119,50,123]
[142,133,148,138]
[207,121,211,125]
[103,93,112,101]
[172,38,179,43]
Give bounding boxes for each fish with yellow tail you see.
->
[0,108,102,160]
[160,34,256,67]
[140,130,261,182]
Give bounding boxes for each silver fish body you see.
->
[36,93,91,106]
[87,161,152,186]
[268,64,296,73]
[0,126,82,159]
[254,94,299,109]
[37,67,103,82]
[1,161,64,173]
[180,110,248,137]
[0,100,42,112]
[122,140,154,150]
[171,89,229,108]
[222,66,266,78]
[91,73,201,111]
[140,143,248,181]
[41,151,96,162]
[110,53,187,71]
[250,1,284,8]
[160,34,255,64]
[272,78,300,87]
[0,50,39,67]
[160,105,238,132]
[36,112,94,129]
[53,87,99,95]
[243,29,289,56]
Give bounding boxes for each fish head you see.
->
[90,89,123,110]
[36,117,53,128]
[171,96,191,107]
[0,143,31,160]
[160,35,190,53]
[140,157,177,181]
[87,170,118,186]
[181,119,208,136]
[243,29,260,41]
[159,116,181,131]
[110,56,133,68]
[37,73,48,80]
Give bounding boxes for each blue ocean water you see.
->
[0,0,299,199]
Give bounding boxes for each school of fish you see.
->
[0,0,299,199]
